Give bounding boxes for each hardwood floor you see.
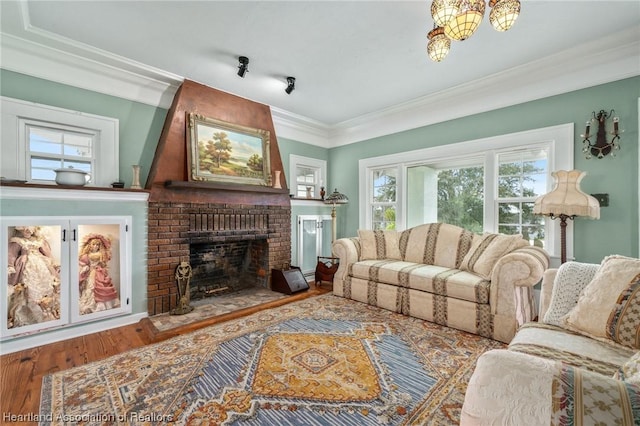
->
[0,287,330,421]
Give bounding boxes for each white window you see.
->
[370,167,398,230]
[1,97,119,186]
[289,154,327,199]
[359,124,573,262]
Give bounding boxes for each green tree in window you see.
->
[437,167,484,233]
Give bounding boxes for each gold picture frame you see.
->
[187,113,271,186]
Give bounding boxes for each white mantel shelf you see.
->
[0,183,149,202]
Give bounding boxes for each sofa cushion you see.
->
[543,261,600,326]
[562,255,640,349]
[399,223,474,270]
[357,229,401,260]
[459,233,528,280]
[348,260,490,304]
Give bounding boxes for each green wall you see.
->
[0,69,167,186]
[2,69,638,266]
[328,77,640,263]
[277,137,333,264]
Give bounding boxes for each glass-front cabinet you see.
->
[297,215,332,277]
[1,216,131,339]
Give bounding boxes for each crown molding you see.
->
[0,33,181,109]
[270,107,331,148]
[328,25,640,147]
[1,17,638,148]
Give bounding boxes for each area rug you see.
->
[40,294,504,425]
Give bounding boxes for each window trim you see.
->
[359,124,573,263]
[289,154,327,199]
[1,96,119,187]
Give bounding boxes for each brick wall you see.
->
[147,201,291,316]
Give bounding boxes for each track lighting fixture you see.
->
[237,56,249,78]
[285,77,296,94]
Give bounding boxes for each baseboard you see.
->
[0,312,148,355]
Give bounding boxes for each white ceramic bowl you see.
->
[54,167,90,186]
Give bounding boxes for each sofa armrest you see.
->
[331,237,360,296]
[461,349,639,426]
[490,245,549,318]
[461,349,557,425]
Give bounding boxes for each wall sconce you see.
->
[581,109,622,159]
[285,76,296,94]
[237,56,249,78]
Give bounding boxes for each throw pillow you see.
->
[357,230,401,261]
[542,261,600,326]
[459,233,528,280]
[614,351,640,385]
[562,255,640,349]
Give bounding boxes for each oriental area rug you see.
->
[40,294,504,425]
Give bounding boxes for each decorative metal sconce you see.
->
[581,110,622,159]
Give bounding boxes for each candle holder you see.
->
[581,109,622,159]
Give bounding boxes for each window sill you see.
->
[0,182,149,202]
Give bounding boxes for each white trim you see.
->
[0,34,181,110]
[0,312,147,354]
[359,124,573,259]
[0,185,149,202]
[1,96,120,187]
[1,13,637,147]
[289,154,327,199]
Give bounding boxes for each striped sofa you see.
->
[332,223,549,343]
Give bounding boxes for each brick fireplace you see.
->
[145,80,292,316]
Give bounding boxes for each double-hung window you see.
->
[24,121,96,182]
[289,154,326,199]
[371,167,398,230]
[1,97,119,186]
[360,124,572,261]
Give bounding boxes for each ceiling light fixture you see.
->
[427,27,451,62]
[237,56,249,78]
[285,77,296,94]
[428,0,520,61]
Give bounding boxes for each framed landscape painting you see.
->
[187,113,271,186]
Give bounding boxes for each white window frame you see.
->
[369,166,400,230]
[289,154,327,199]
[359,124,573,264]
[1,96,119,187]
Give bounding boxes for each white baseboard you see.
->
[0,312,148,355]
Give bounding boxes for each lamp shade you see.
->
[533,170,600,219]
[489,0,520,32]
[444,0,485,41]
[427,27,451,62]
[431,0,462,27]
[324,188,349,205]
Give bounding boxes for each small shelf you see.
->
[164,180,289,194]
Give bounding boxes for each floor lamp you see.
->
[324,188,349,243]
[533,170,600,264]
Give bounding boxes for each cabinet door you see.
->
[297,215,332,276]
[70,217,131,323]
[1,218,70,338]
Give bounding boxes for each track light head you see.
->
[285,76,296,94]
[237,56,249,78]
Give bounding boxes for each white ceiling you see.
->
[1,1,639,146]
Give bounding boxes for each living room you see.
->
[1,1,639,424]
